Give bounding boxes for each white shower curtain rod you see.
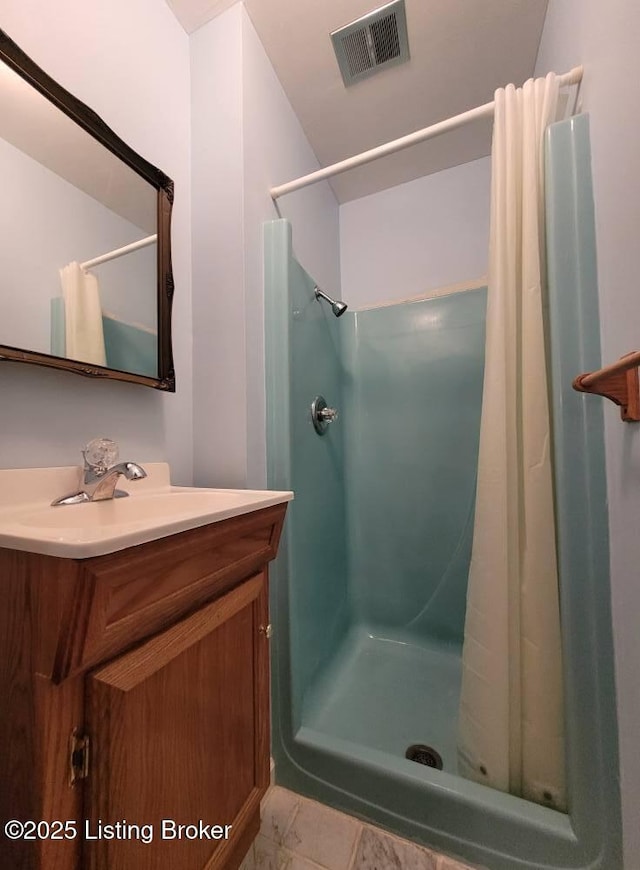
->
[270,66,583,200]
[80,234,157,271]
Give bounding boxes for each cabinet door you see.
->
[84,572,270,870]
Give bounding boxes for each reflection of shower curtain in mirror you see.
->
[457,74,566,811]
[59,261,106,366]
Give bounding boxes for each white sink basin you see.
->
[0,463,293,558]
[20,490,272,529]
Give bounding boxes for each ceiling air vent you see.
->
[331,0,410,87]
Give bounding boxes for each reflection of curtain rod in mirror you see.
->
[80,234,157,271]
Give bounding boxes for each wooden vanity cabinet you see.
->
[0,502,287,870]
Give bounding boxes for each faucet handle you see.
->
[83,437,119,473]
[311,396,339,435]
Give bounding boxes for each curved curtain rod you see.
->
[270,65,584,201]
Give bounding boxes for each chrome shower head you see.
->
[314,287,348,318]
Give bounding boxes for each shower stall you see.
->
[302,280,486,775]
[264,116,621,870]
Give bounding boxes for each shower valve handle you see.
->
[311,396,339,435]
[318,407,338,423]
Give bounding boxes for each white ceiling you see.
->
[168,0,549,202]
[165,0,237,34]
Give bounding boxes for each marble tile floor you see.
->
[238,786,481,870]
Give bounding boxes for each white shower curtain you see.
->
[457,74,566,811]
[59,261,106,366]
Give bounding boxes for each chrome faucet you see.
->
[52,438,147,506]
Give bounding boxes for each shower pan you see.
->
[264,115,621,870]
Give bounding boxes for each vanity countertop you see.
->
[0,463,292,558]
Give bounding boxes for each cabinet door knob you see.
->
[259,623,273,639]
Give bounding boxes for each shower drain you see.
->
[405,744,443,770]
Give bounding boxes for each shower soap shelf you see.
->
[573,350,640,421]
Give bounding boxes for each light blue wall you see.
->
[190,6,340,490]
[340,158,491,309]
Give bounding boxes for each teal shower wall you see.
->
[342,291,486,644]
[50,297,157,377]
[544,113,621,867]
[265,221,351,729]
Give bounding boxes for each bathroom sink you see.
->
[0,463,293,558]
[20,490,272,529]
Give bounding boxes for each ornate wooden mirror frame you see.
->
[0,29,175,391]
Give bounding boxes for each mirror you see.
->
[0,30,175,390]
